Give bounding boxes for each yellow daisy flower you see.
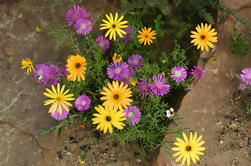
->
[112,53,122,63]
[92,105,126,133]
[190,23,218,51]
[100,12,128,41]
[100,81,132,111]
[21,57,35,75]
[43,83,75,115]
[66,54,86,82]
[172,132,205,166]
[137,27,156,45]
[77,155,85,164]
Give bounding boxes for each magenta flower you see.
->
[46,64,60,86]
[65,6,87,26]
[59,65,68,78]
[151,75,170,96]
[50,104,69,120]
[191,65,205,81]
[95,36,110,52]
[237,83,247,91]
[240,68,251,85]
[107,62,129,81]
[171,65,187,83]
[74,18,92,35]
[122,27,133,42]
[128,54,143,70]
[137,79,151,97]
[120,67,136,84]
[124,106,141,125]
[75,95,91,111]
[33,64,50,84]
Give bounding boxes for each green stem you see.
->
[86,90,97,96]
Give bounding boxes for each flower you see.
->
[100,12,128,40]
[33,64,49,84]
[66,54,87,82]
[77,155,86,164]
[122,27,133,42]
[240,68,251,85]
[124,106,141,125]
[137,79,151,97]
[191,65,205,81]
[21,57,35,75]
[171,66,187,83]
[75,94,91,111]
[172,132,205,166]
[95,36,110,52]
[190,23,218,51]
[100,81,132,111]
[107,61,129,81]
[137,27,156,45]
[92,105,126,133]
[46,64,60,86]
[112,53,122,63]
[151,75,170,96]
[166,107,174,118]
[74,18,92,35]
[129,77,137,86]
[128,54,143,70]
[59,65,68,78]
[50,103,69,120]
[65,6,87,26]
[119,67,136,84]
[237,83,247,91]
[43,83,75,115]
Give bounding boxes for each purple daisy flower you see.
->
[65,6,87,26]
[74,18,92,35]
[240,68,251,85]
[46,64,60,87]
[50,104,69,120]
[128,54,143,70]
[122,27,133,42]
[171,65,187,83]
[237,83,247,91]
[120,67,136,84]
[59,65,68,78]
[33,64,50,84]
[190,65,205,81]
[124,106,141,125]
[107,62,129,81]
[151,75,170,96]
[75,95,91,111]
[95,36,110,52]
[137,79,151,97]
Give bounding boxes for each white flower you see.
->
[166,107,174,118]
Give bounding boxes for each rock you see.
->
[80,144,91,151]
[248,137,251,147]
[4,45,16,56]
[94,130,101,139]
[56,151,63,160]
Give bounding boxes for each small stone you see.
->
[136,158,142,163]
[112,142,118,147]
[57,151,63,160]
[94,130,101,139]
[100,148,108,154]
[220,140,224,144]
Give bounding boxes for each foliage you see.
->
[166,19,192,39]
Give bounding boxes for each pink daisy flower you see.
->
[74,18,92,35]
[124,106,141,125]
[75,95,91,111]
[240,68,251,85]
[237,83,247,91]
[151,75,170,96]
[65,6,87,26]
[107,62,129,81]
[191,65,205,81]
[95,36,110,52]
[171,65,187,83]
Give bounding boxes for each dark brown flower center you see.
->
[75,63,81,68]
[113,94,119,100]
[112,24,116,28]
[200,35,206,40]
[186,145,192,152]
[56,97,62,102]
[106,116,111,122]
[145,34,148,38]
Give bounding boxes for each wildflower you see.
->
[150,75,170,96]
[171,65,187,83]
[43,83,75,115]
[75,94,91,111]
[95,36,110,52]
[107,61,129,81]
[77,155,86,164]
[100,12,128,40]
[80,123,85,128]
[21,57,35,75]
[191,65,205,81]
[128,54,143,70]
[92,105,126,133]
[240,68,251,85]
[50,103,69,120]
[237,83,247,91]
[46,64,60,86]
[129,77,137,86]
[100,81,132,111]
[137,79,151,97]
[65,6,87,26]
[190,23,218,51]
[59,65,68,78]
[172,132,205,166]
[33,64,49,84]
[124,106,141,125]
[122,26,132,42]
[166,107,174,118]
[137,27,156,45]
[35,26,42,32]
[74,18,92,35]
[119,67,136,84]
[66,54,87,82]
[112,53,122,63]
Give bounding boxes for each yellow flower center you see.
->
[246,73,251,79]
[185,145,192,152]
[75,63,81,69]
[106,116,112,122]
[200,34,206,40]
[115,67,121,74]
[82,101,86,105]
[56,97,62,102]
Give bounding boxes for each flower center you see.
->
[56,97,62,102]
[200,35,206,40]
[133,59,139,65]
[185,145,192,152]
[106,116,112,122]
[80,23,86,30]
[175,71,182,78]
[112,24,116,28]
[145,34,148,38]
[246,73,251,79]
[128,112,134,119]
[155,81,162,88]
[115,67,121,74]
[75,63,81,69]
[115,55,121,60]
[113,94,119,100]
[37,75,43,80]
[82,100,86,106]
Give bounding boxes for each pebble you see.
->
[57,151,63,160]
[220,140,224,144]
[248,137,251,147]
